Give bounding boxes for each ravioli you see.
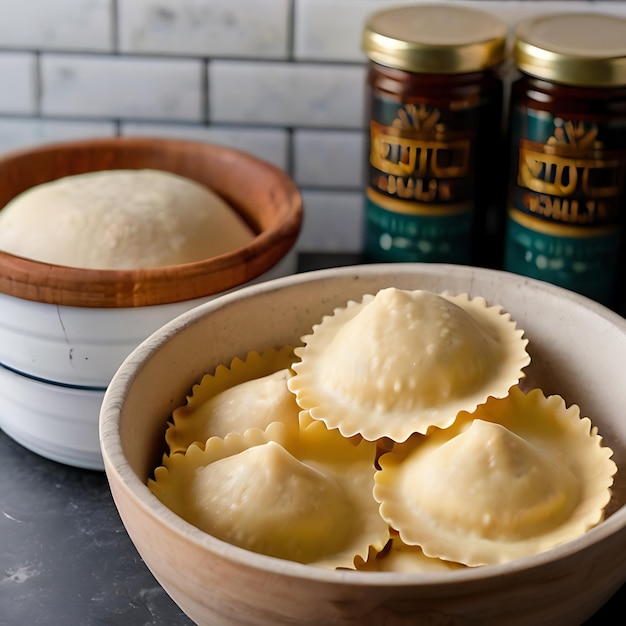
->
[150,288,617,571]
[288,288,530,442]
[189,441,355,562]
[151,415,388,569]
[166,346,298,454]
[374,386,617,566]
[355,539,465,573]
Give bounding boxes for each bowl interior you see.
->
[100,263,626,624]
[0,137,302,307]
[103,262,626,524]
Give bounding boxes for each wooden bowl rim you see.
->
[0,137,303,308]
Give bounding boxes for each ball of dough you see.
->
[0,169,255,269]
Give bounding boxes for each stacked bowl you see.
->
[0,136,302,470]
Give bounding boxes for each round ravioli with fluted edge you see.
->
[166,346,299,454]
[354,538,466,573]
[150,415,388,569]
[288,287,530,442]
[374,386,617,566]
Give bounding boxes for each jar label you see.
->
[365,99,479,263]
[505,108,626,303]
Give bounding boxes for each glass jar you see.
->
[361,4,506,267]
[504,12,626,306]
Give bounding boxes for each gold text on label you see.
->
[377,174,449,202]
[370,121,471,179]
[522,193,618,224]
[518,141,620,200]
[369,119,472,205]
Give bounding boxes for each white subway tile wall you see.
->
[0,0,624,253]
[0,0,112,52]
[121,122,289,170]
[41,54,205,121]
[209,61,366,127]
[118,0,292,59]
[0,118,117,149]
[293,129,364,189]
[0,53,37,114]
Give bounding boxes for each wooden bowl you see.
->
[100,264,626,626]
[0,136,303,308]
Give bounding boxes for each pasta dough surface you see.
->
[0,169,254,269]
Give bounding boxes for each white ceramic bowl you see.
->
[0,250,296,388]
[100,263,626,626]
[0,365,106,470]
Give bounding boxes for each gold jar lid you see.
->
[361,4,507,74]
[513,12,626,87]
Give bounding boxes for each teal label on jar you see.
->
[505,107,626,304]
[365,97,479,263]
[365,193,472,263]
[505,219,620,303]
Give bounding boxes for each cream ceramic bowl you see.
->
[0,137,302,469]
[100,263,626,626]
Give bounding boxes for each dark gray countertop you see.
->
[1,254,625,625]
